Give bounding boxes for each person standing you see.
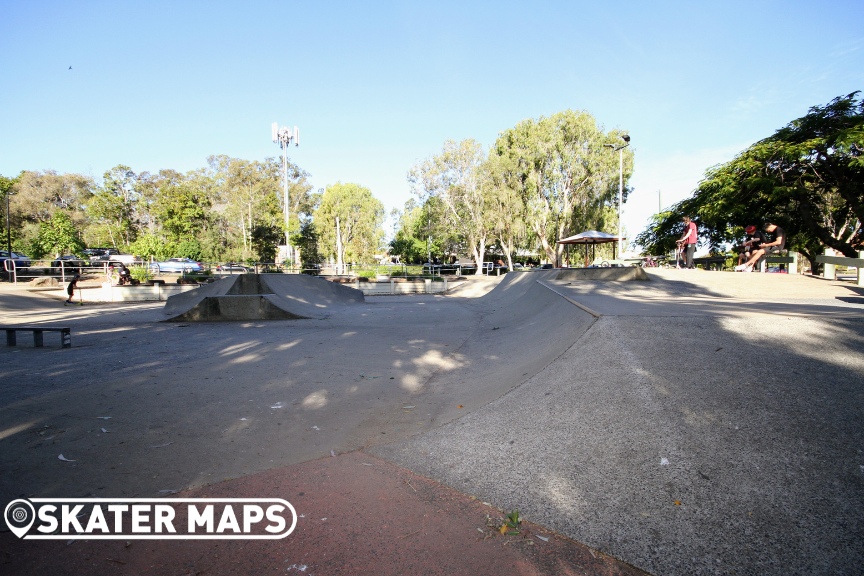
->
[677,216,698,269]
[65,273,80,305]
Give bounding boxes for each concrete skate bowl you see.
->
[419,270,598,425]
[162,274,364,321]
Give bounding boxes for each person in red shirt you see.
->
[676,216,698,269]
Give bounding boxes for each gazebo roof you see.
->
[557,230,624,245]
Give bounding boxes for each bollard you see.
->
[424,278,431,294]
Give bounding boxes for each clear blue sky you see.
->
[1,0,861,248]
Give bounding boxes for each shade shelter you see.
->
[557,230,624,267]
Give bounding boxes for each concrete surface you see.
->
[1,268,863,575]
[0,451,647,576]
[162,273,365,320]
[374,269,864,575]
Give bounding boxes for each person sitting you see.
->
[736,223,785,272]
[117,263,131,285]
[737,225,765,267]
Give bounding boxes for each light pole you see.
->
[272,122,299,264]
[605,134,630,257]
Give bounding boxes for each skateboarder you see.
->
[65,273,80,305]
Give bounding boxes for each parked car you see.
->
[149,258,204,274]
[51,254,88,270]
[215,262,250,272]
[85,247,135,266]
[0,250,31,269]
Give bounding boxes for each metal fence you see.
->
[2,259,507,285]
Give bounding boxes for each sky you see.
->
[1,0,862,250]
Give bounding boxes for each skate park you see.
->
[1,269,863,575]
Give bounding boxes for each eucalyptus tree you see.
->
[1,174,19,249]
[483,152,527,271]
[492,110,632,265]
[85,165,139,247]
[408,139,490,273]
[150,169,212,245]
[314,182,385,273]
[10,170,93,254]
[208,156,279,258]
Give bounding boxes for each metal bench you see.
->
[2,326,72,348]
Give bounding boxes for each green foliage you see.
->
[292,219,321,271]
[34,211,84,258]
[129,233,168,260]
[389,198,441,263]
[152,175,211,242]
[174,238,203,260]
[409,139,490,272]
[491,110,632,264]
[636,92,864,269]
[315,182,385,269]
[251,224,281,262]
[129,265,152,283]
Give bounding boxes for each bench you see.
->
[756,251,798,273]
[693,256,727,271]
[816,249,864,286]
[2,326,71,348]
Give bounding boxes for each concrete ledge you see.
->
[43,284,200,302]
[556,267,649,281]
[360,279,450,295]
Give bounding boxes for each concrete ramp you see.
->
[556,266,648,281]
[421,270,596,426]
[163,274,363,321]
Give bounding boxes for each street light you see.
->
[272,122,299,266]
[604,134,630,257]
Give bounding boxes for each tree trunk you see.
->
[472,237,486,275]
[335,216,344,275]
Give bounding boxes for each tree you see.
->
[314,183,385,273]
[151,169,212,243]
[1,174,19,249]
[483,153,527,271]
[291,219,321,273]
[208,156,280,259]
[35,211,84,257]
[636,92,864,270]
[409,139,490,274]
[492,110,632,265]
[85,165,139,248]
[389,199,431,264]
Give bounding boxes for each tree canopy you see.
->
[491,110,633,265]
[636,92,863,268]
[314,182,385,272]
